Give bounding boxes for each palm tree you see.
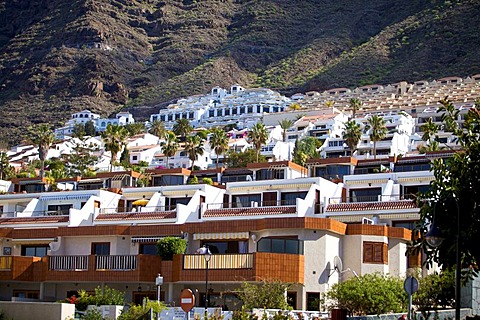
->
[125,123,146,136]
[366,115,387,159]
[101,124,128,170]
[173,118,193,140]
[184,133,205,170]
[248,122,269,163]
[26,124,55,178]
[160,130,179,167]
[209,127,229,168]
[149,120,166,138]
[349,98,362,119]
[342,120,362,157]
[278,119,293,142]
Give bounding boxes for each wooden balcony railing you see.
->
[183,253,253,270]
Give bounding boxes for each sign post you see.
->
[403,276,419,320]
[180,289,196,319]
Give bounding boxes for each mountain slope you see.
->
[0,0,479,146]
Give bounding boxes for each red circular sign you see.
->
[180,289,195,312]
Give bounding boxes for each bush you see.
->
[237,279,292,311]
[322,273,407,315]
[413,269,455,317]
[156,236,187,260]
[75,286,125,311]
[202,177,213,185]
[118,298,165,320]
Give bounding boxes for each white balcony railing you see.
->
[96,255,137,270]
[49,255,89,271]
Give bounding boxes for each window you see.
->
[201,241,247,254]
[92,242,110,255]
[47,204,73,215]
[13,290,39,299]
[281,192,307,205]
[350,188,381,202]
[152,175,184,186]
[363,241,387,264]
[256,169,284,180]
[22,245,49,257]
[132,155,138,161]
[139,244,157,255]
[306,292,320,311]
[232,194,261,208]
[257,237,304,255]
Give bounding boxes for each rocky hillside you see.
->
[0,0,479,146]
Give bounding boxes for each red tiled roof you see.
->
[0,216,69,225]
[325,200,417,212]
[95,211,177,221]
[204,206,296,217]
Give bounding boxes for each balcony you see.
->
[45,254,162,282]
[172,252,304,284]
[1,253,304,284]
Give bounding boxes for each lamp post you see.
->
[425,199,460,320]
[155,273,164,303]
[198,245,212,319]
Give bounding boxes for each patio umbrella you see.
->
[132,199,149,206]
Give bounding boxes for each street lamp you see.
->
[198,245,212,319]
[155,273,164,303]
[425,199,460,320]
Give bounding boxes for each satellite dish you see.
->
[333,256,343,273]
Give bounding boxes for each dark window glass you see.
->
[281,192,307,205]
[92,243,110,255]
[22,246,49,257]
[140,244,157,255]
[232,194,261,208]
[350,188,381,202]
[285,239,298,254]
[256,238,303,255]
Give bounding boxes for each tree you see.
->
[412,98,480,280]
[125,122,145,136]
[366,115,387,159]
[342,120,362,156]
[227,149,265,168]
[248,122,269,163]
[26,124,55,179]
[101,124,128,170]
[349,98,362,119]
[67,138,99,176]
[278,119,294,142]
[322,273,407,315]
[72,123,86,138]
[209,127,229,168]
[173,118,193,140]
[149,120,166,138]
[160,130,179,167]
[236,279,292,311]
[184,133,205,170]
[0,152,14,180]
[292,137,321,166]
[85,121,96,136]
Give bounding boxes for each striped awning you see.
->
[39,194,93,201]
[193,232,249,240]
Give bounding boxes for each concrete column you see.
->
[39,282,45,300]
[168,283,174,304]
